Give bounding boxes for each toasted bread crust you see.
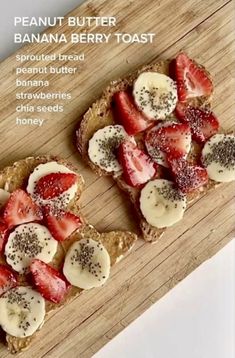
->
[0,156,137,353]
[76,59,216,242]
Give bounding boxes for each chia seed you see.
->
[71,240,105,279]
[138,84,177,118]
[203,136,235,170]
[6,289,30,309]
[148,146,163,162]
[156,184,185,202]
[32,191,71,215]
[3,288,33,333]
[98,131,125,169]
[8,230,43,262]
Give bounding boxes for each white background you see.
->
[94,241,235,358]
[0,0,83,59]
[0,1,234,357]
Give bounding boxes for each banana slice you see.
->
[140,179,187,228]
[0,188,10,208]
[27,161,78,209]
[133,72,178,120]
[5,223,58,273]
[202,134,235,182]
[88,125,132,172]
[0,286,45,338]
[63,238,110,289]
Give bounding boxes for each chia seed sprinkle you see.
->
[147,146,163,162]
[203,136,235,169]
[6,224,56,272]
[2,288,35,333]
[32,191,71,215]
[156,184,185,202]
[98,132,125,169]
[5,289,30,310]
[8,230,43,260]
[71,240,105,279]
[137,84,177,118]
[184,106,213,136]
[171,158,208,192]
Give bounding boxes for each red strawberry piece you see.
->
[0,219,8,254]
[118,140,157,187]
[112,91,153,135]
[0,265,17,296]
[175,53,213,101]
[168,156,208,193]
[175,102,219,143]
[147,122,191,159]
[30,259,71,303]
[169,58,177,80]
[4,189,43,228]
[35,173,77,200]
[45,211,82,241]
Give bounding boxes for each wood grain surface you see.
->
[0,0,234,356]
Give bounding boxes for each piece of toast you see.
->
[76,58,219,242]
[0,156,137,354]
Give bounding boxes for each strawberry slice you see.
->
[175,53,213,101]
[45,211,83,241]
[118,140,157,187]
[0,265,17,296]
[146,122,191,159]
[112,91,153,135]
[30,259,71,303]
[35,173,77,200]
[175,102,219,143]
[4,189,43,228]
[0,219,8,254]
[168,156,208,193]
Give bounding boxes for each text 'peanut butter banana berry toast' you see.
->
[0,156,137,353]
[77,53,235,242]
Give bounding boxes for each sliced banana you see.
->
[88,125,132,173]
[0,188,10,208]
[0,286,45,338]
[5,223,58,273]
[63,238,110,289]
[140,179,187,228]
[27,161,78,209]
[202,134,235,182]
[133,72,178,120]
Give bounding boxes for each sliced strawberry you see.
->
[175,102,219,143]
[35,173,77,200]
[45,211,82,241]
[175,53,213,101]
[0,219,8,254]
[0,265,17,296]
[118,140,157,187]
[112,91,153,135]
[146,122,191,159]
[4,189,43,228]
[168,156,208,193]
[30,259,71,303]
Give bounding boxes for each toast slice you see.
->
[0,156,137,353]
[76,58,218,242]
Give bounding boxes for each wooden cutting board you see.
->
[0,0,234,356]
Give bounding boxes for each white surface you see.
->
[94,240,235,358]
[0,0,84,60]
[0,2,234,357]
